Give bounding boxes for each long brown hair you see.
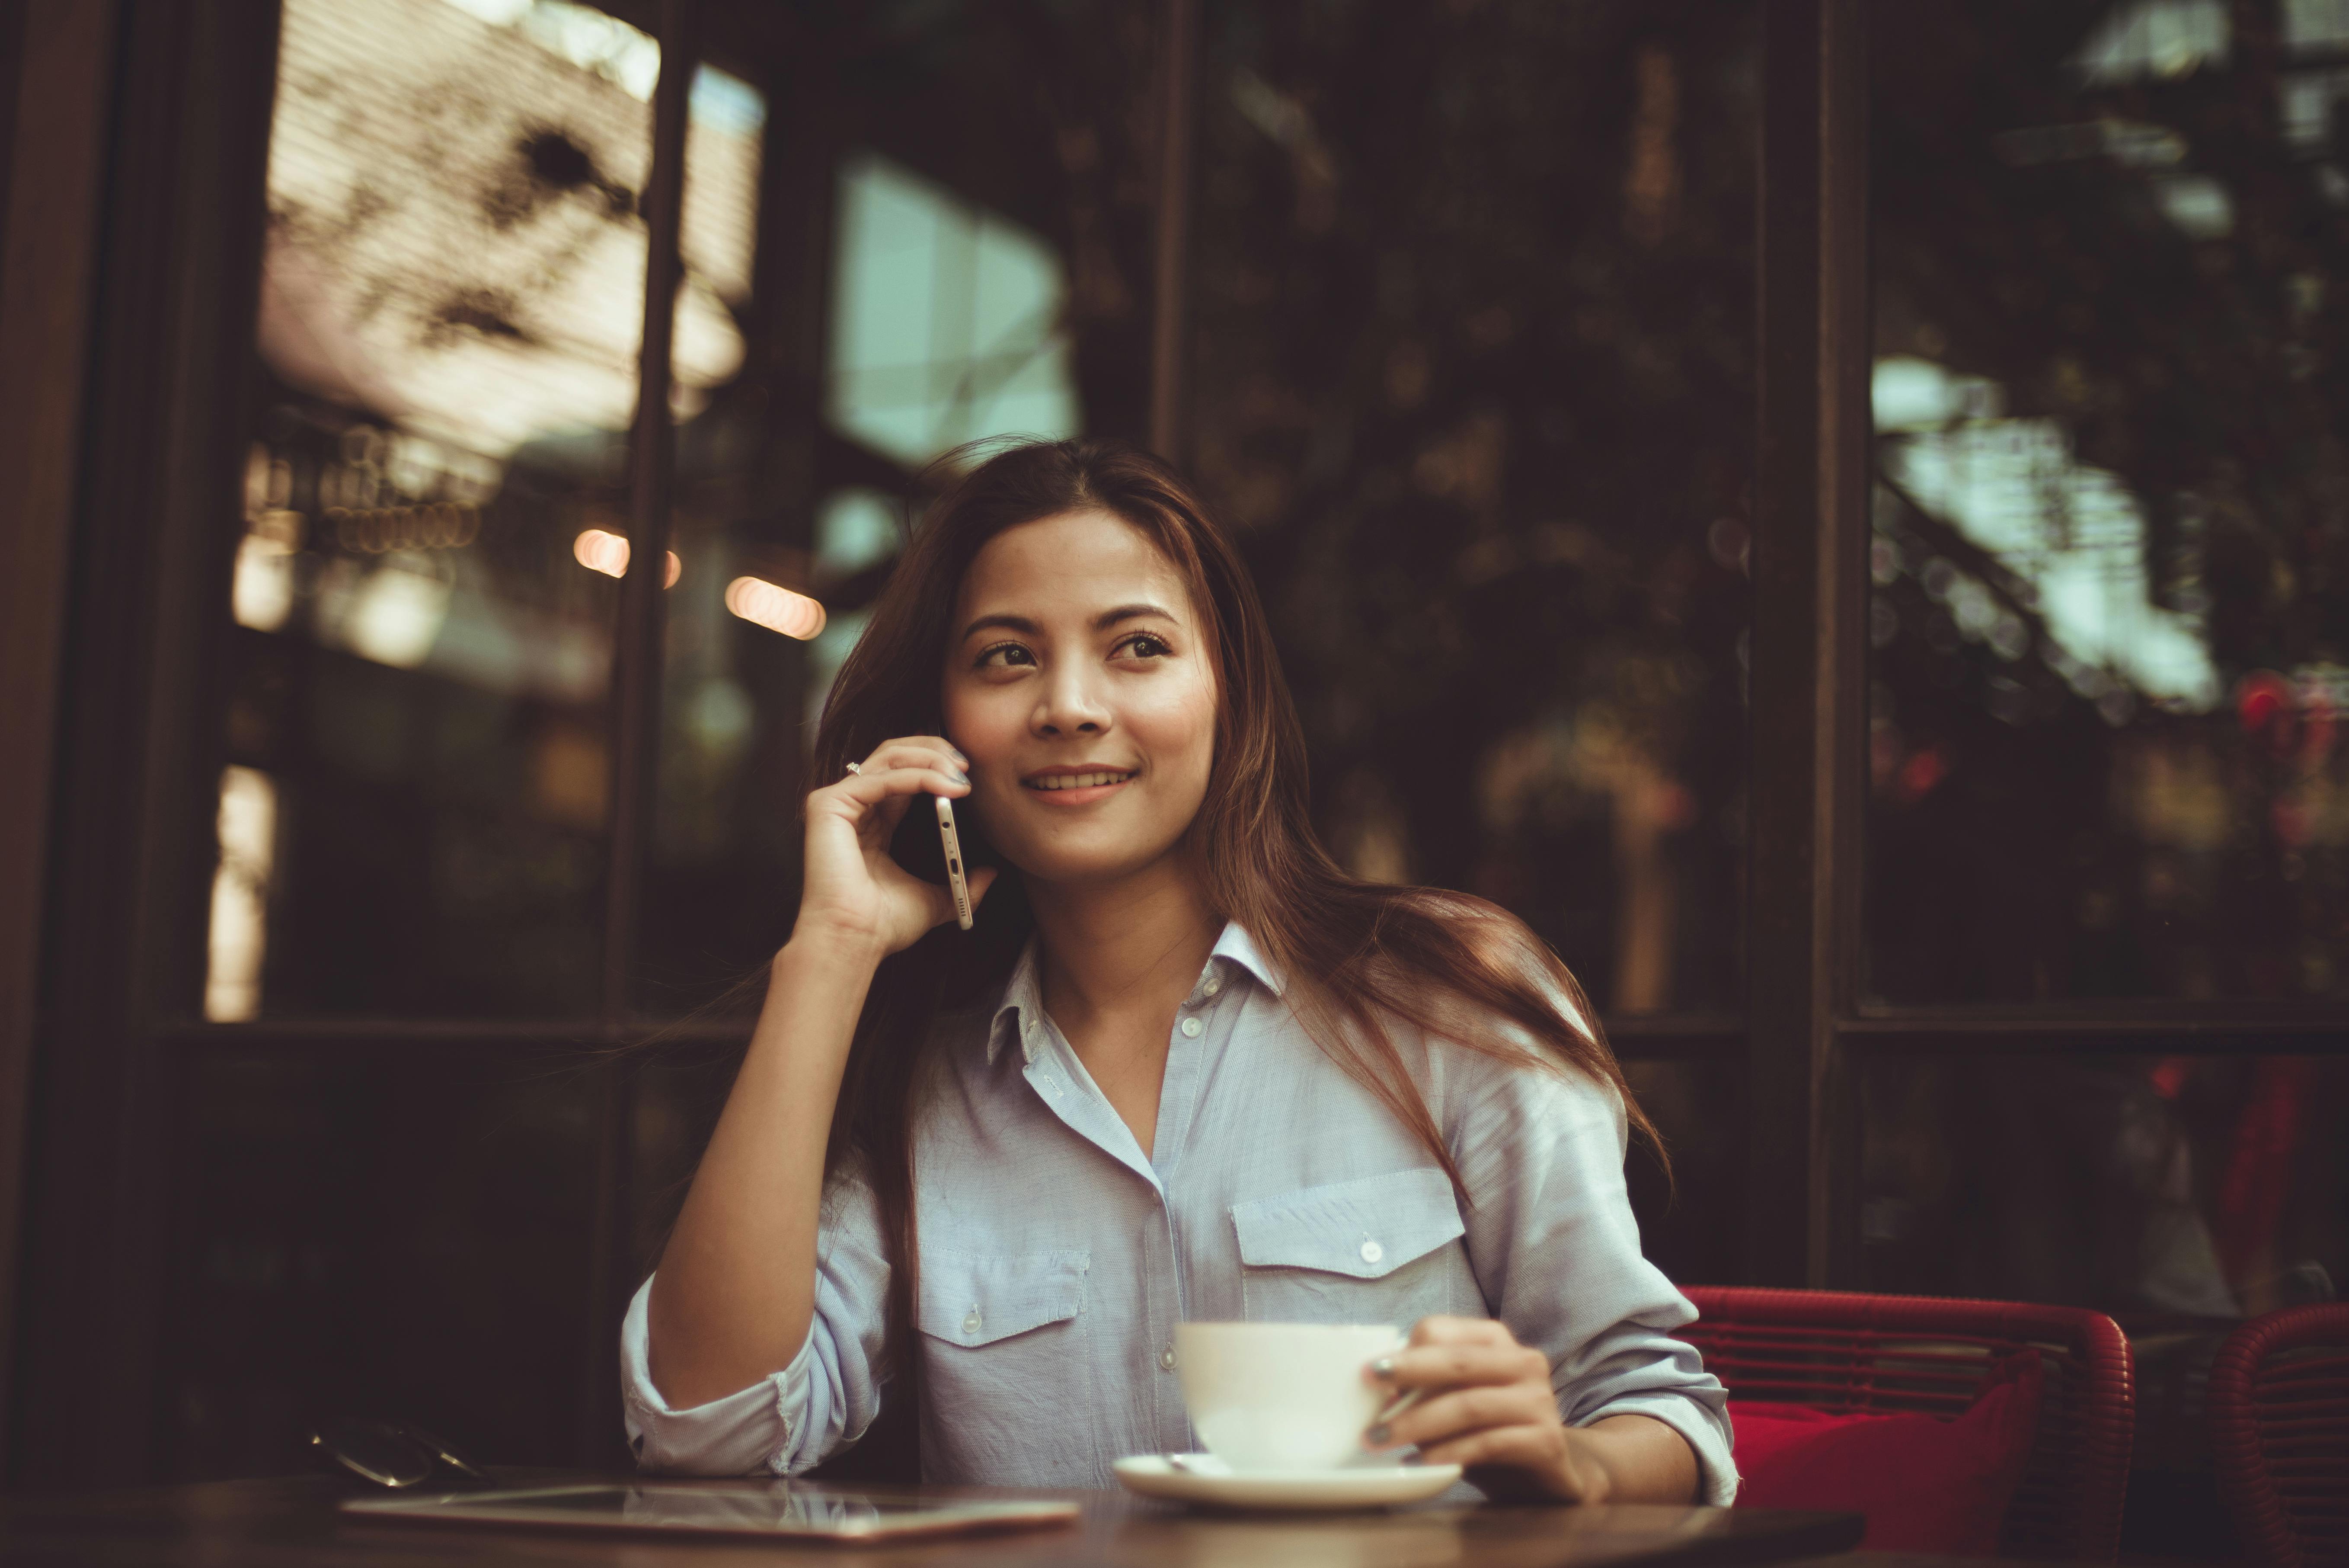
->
[809,436,1661,1389]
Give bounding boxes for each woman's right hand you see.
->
[794,735,998,959]
[657,737,987,1407]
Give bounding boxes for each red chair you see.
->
[2208,1303,2349,1568]
[1681,1287,2135,1561]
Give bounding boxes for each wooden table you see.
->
[0,1471,1863,1567]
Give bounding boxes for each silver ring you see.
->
[843,761,862,776]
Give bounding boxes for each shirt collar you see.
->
[1206,920,1285,997]
[985,942,1049,1066]
[985,918,1285,1066]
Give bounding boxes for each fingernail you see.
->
[1371,1357,1395,1379]
[1365,1424,1390,1445]
[951,771,970,785]
[1402,1453,1425,1467]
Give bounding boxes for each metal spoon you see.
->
[1370,1386,1427,1431]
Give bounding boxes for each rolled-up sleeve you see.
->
[620,1174,893,1476]
[1447,1044,1740,1505]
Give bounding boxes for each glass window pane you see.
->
[1187,0,1757,1014]
[1623,1058,1747,1285]
[1861,1053,2349,1320]
[1868,3,2349,1003]
[635,8,1159,1005]
[212,0,667,1017]
[165,1048,599,1479]
[828,151,1083,466]
[1861,1046,2344,1560]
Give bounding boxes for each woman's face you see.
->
[942,508,1219,889]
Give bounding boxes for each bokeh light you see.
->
[572,528,680,586]
[724,576,825,639]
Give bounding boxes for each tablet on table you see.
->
[342,1481,1082,1544]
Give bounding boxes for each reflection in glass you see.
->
[1868,2,2349,1003]
[678,64,764,416]
[634,6,1157,1005]
[211,0,671,1015]
[800,489,904,731]
[168,1049,600,1479]
[1862,1054,2347,1321]
[1189,0,1756,1016]
[204,767,280,1022]
[1621,1060,1745,1285]
[828,153,1082,466]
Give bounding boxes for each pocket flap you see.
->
[916,1250,1089,1348]
[1230,1167,1465,1278]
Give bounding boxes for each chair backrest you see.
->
[2208,1302,2349,1568]
[1681,1286,2134,1562]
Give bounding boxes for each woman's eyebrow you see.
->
[958,613,1042,642]
[957,604,1178,642]
[1093,602,1178,629]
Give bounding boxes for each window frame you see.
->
[14,0,2349,1490]
[1750,0,2349,1299]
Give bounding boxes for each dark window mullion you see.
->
[155,1018,738,1048]
[1841,1018,2349,1057]
[582,0,697,1468]
[605,7,694,1008]
[1149,0,1200,462]
[1748,0,1871,1289]
[1601,1015,1747,1062]
[14,0,283,1489]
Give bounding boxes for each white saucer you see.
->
[1111,1455,1463,1511]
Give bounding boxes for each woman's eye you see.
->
[976,643,1035,669]
[1117,633,1172,660]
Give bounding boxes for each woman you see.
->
[624,438,1735,1504]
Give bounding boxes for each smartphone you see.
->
[935,795,974,930]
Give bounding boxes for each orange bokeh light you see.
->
[572,529,680,586]
[725,576,826,640]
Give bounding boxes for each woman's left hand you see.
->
[1363,1316,1613,1503]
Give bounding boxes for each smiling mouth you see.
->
[1023,769,1137,792]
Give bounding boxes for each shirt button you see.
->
[1203,976,1222,996]
[1160,1348,1178,1371]
[1359,1239,1384,1265]
[963,1307,982,1335]
[1179,1016,1204,1038]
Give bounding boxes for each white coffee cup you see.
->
[1173,1322,1403,1472]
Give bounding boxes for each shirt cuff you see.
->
[1575,1392,1742,1507]
[619,1274,816,1475]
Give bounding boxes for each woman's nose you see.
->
[1033,667,1113,737]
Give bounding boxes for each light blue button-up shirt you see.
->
[621,922,1738,1503]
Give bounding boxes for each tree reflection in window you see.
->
[1869,0,2349,1004]
[826,152,1080,467]
[207,0,757,1017]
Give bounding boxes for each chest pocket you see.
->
[1230,1167,1470,1328]
[914,1249,1097,1480]
[916,1249,1090,1348]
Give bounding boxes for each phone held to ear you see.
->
[935,795,975,930]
